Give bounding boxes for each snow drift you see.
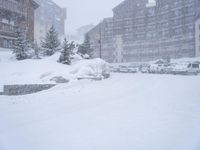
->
[0,51,110,85]
[0,74,200,150]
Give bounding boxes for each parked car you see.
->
[149,63,175,74]
[119,65,130,73]
[149,64,160,74]
[161,63,176,74]
[140,67,149,73]
[171,62,199,75]
[140,64,150,73]
[110,66,120,72]
[187,62,200,75]
[127,66,138,73]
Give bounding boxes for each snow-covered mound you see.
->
[0,51,110,85]
[71,58,110,79]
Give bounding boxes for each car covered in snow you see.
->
[149,63,175,74]
[119,65,130,73]
[171,62,200,75]
[149,64,160,74]
[127,66,138,73]
[110,66,120,72]
[139,64,150,73]
[161,63,177,74]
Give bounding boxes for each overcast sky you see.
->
[53,0,123,34]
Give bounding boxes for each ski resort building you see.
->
[88,0,200,62]
[0,0,39,49]
[34,0,66,42]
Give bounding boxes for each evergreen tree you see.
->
[78,33,93,58]
[58,38,75,65]
[13,28,28,60]
[41,25,60,56]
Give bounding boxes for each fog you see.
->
[53,0,155,34]
[53,0,123,34]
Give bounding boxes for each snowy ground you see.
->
[0,73,200,150]
[0,50,200,150]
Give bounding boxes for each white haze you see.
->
[53,0,155,34]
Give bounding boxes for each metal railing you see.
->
[0,22,16,33]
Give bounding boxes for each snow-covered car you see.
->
[187,62,200,75]
[161,63,176,74]
[127,66,138,73]
[171,63,188,75]
[119,65,129,73]
[171,62,199,75]
[156,64,166,74]
[140,66,149,73]
[140,64,150,73]
[149,64,159,74]
[149,63,172,74]
[110,66,120,72]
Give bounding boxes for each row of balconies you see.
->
[0,22,16,36]
[0,0,26,16]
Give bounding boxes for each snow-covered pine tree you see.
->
[13,28,28,60]
[41,25,60,56]
[58,38,75,65]
[78,33,93,58]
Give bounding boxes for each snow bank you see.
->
[0,52,110,84]
[70,58,110,79]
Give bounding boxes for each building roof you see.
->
[112,0,126,12]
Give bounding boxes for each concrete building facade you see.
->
[88,0,200,63]
[34,0,66,43]
[0,0,38,48]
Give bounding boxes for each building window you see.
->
[3,39,12,48]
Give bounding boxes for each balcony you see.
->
[0,0,26,17]
[0,22,16,37]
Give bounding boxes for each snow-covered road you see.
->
[0,73,200,150]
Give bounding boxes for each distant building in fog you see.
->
[66,24,95,43]
[88,18,114,62]
[0,0,38,48]
[34,0,66,42]
[88,0,200,63]
[77,24,94,37]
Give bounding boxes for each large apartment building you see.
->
[0,0,39,48]
[88,0,200,63]
[34,0,66,42]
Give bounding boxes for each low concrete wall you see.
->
[2,84,56,96]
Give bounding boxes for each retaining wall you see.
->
[1,84,56,96]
